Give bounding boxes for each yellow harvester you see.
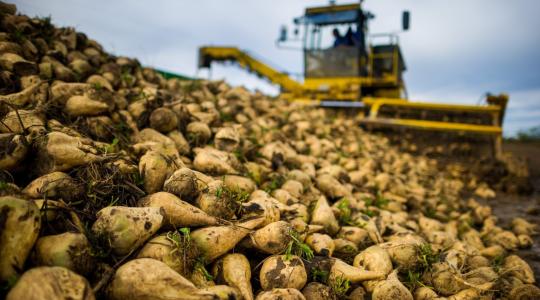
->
[198,2,508,156]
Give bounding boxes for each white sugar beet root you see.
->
[36,131,104,173]
[259,255,307,290]
[308,257,385,286]
[91,206,163,256]
[202,285,241,300]
[107,258,218,300]
[163,167,200,201]
[502,255,535,284]
[32,232,94,275]
[247,220,292,254]
[136,234,198,276]
[0,197,41,282]
[301,282,336,300]
[0,109,45,135]
[191,217,264,262]
[64,94,108,116]
[139,150,179,194]
[138,192,218,228]
[212,253,254,300]
[305,233,335,257]
[256,288,306,300]
[22,171,82,200]
[6,266,95,300]
[353,246,393,277]
[372,270,413,300]
[310,196,339,235]
[0,133,27,171]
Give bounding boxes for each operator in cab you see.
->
[332,28,347,47]
[345,27,355,46]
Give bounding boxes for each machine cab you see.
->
[282,2,407,98]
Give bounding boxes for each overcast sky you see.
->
[12,0,540,136]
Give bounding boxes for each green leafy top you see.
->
[284,230,314,261]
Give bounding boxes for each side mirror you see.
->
[278,25,288,42]
[402,11,410,31]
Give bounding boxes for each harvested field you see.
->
[0,2,539,299]
[487,142,540,283]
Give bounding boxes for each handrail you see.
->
[367,46,400,81]
[368,32,399,45]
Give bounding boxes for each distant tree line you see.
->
[506,125,540,142]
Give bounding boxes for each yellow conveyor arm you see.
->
[199,46,303,93]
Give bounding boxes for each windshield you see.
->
[305,24,362,50]
[304,24,365,78]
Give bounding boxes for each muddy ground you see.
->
[488,141,540,283]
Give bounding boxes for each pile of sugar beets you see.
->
[0,2,538,300]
